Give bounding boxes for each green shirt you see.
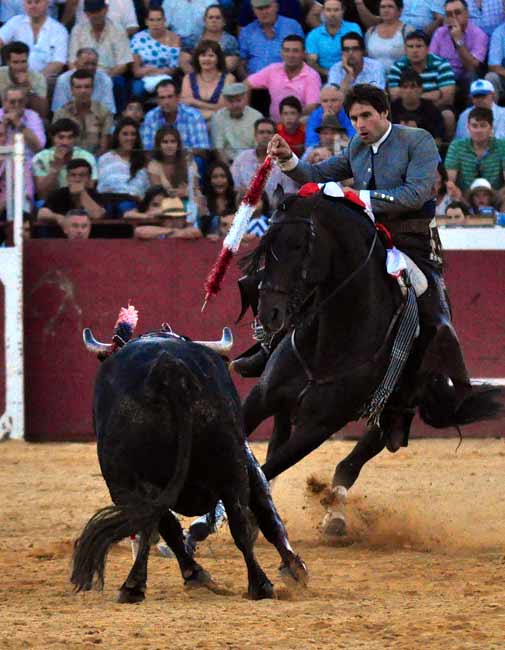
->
[32,147,98,188]
[444,137,505,191]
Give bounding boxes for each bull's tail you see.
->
[71,353,200,593]
[418,375,505,429]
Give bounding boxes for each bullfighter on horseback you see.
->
[233,83,471,452]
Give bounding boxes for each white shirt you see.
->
[74,0,139,31]
[0,15,68,72]
[161,0,215,39]
[0,0,64,22]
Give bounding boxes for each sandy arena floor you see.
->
[1,438,505,650]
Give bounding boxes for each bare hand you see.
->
[342,53,354,76]
[13,71,29,86]
[446,180,462,200]
[267,134,293,162]
[448,21,462,41]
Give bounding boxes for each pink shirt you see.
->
[429,22,488,79]
[247,62,322,121]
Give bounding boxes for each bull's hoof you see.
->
[248,578,274,600]
[117,586,145,604]
[322,511,347,538]
[279,556,309,588]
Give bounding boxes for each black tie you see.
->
[368,150,376,190]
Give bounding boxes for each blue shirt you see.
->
[488,23,505,66]
[239,0,303,27]
[306,22,363,70]
[305,106,355,147]
[141,104,210,151]
[239,16,305,74]
[400,0,444,30]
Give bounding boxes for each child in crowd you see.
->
[468,178,497,216]
[277,96,305,158]
[445,201,468,223]
[122,100,145,126]
[124,185,169,220]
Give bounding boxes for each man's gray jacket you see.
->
[283,124,440,218]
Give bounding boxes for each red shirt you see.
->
[277,123,305,157]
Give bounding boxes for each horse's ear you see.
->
[271,185,285,211]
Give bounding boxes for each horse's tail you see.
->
[71,354,200,593]
[418,375,505,429]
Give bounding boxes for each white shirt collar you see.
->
[371,122,392,154]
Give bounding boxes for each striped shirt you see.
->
[387,53,455,91]
[444,137,505,191]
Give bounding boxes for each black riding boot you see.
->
[231,345,269,378]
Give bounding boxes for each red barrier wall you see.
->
[0,240,504,441]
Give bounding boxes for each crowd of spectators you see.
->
[1,0,505,242]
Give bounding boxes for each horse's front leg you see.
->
[323,424,386,537]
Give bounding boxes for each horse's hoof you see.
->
[184,567,229,595]
[322,511,347,538]
[279,556,309,588]
[331,485,348,503]
[117,587,145,604]
[248,578,274,600]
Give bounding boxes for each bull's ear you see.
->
[271,185,285,211]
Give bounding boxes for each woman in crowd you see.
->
[365,0,412,72]
[97,118,149,216]
[147,126,200,216]
[130,5,189,99]
[199,161,237,238]
[185,5,241,75]
[180,40,235,121]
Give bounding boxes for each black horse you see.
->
[240,187,503,527]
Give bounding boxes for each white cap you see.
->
[469,177,493,193]
[470,79,494,96]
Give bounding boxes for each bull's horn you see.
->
[83,328,113,354]
[195,327,233,354]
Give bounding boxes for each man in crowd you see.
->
[61,208,92,240]
[455,79,505,139]
[302,113,349,161]
[51,47,116,114]
[354,0,444,35]
[0,85,45,159]
[388,30,456,137]
[38,158,105,223]
[306,0,363,79]
[238,0,303,26]
[141,79,210,157]
[210,82,263,164]
[445,107,505,196]
[68,0,133,112]
[32,118,98,200]
[231,118,298,202]
[305,83,355,147]
[429,0,488,87]
[390,70,445,144]
[66,0,139,36]
[328,32,386,93]
[52,69,113,156]
[246,35,321,122]
[0,0,68,83]
[239,0,305,75]
[0,41,48,117]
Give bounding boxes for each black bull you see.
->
[240,189,504,493]
[70,333,307,602]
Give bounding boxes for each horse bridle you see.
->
[260,211,379,313]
